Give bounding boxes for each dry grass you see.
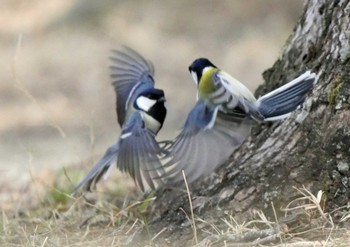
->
[193,186,350,246]
[1,169,149,246]
[1,175,350,246]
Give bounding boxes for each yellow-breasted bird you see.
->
[162,58,316,184]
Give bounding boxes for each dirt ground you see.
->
[5,1,348,246]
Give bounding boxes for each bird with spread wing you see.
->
[73,47,167,193]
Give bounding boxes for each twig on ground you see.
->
[182,170,198,245]
[151,227,167,241]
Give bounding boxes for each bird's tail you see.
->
[256,71,316,121]
[72,143,118,195]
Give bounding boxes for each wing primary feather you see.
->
[175,130,200,183]
[110,65,143,75]
[72,143,118,195]
[132,132,145,191]
[110,55,146,73]
[111,48,153,74]
[121,46,155,74]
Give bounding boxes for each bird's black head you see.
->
[188,58,217,85]
[134,88,167,130]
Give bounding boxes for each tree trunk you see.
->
[146,0,350,245]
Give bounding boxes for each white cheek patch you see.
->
[203,66,211,74]
[136,96,157,111]
[191,71,198,85]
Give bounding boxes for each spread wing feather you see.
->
[72,143,119,194]
[162,100,252,184]
[110,47,155,126]
[117,113,165,190]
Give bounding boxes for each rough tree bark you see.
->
[144,0,350,245]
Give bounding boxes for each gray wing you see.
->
[110,47,155,126]
[210,71,265,122]
[117,112,165,191]
[162,100,252,184]
[72,143,119,195]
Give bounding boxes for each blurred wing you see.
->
[110,47,155,126]
[162,100,252,184]
[117,112,165,191]
[72,143,119,195]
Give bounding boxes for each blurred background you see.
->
[0,0,304,187]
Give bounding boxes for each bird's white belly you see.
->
[142,113,161,134]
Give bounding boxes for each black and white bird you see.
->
[73,47,167,193]
[162,58,316,184]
